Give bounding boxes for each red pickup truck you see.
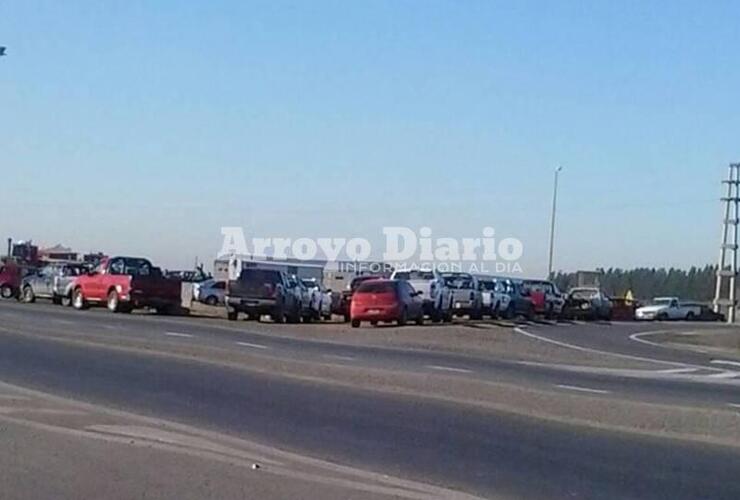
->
[71,256,181,313]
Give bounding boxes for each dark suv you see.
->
[225,268,300,323]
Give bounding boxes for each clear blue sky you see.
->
[1,1,737,275]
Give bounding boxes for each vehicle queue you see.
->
[0,253,724,326]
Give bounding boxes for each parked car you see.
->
[20,262,89,306]
[336,275,383,322]
[524,280,565,318]
[193,279,226,306]
[477,276,510,319]
[225,268,300,323]
[350,279,424,327]
[302,278,333,321]
[635,297,701,321]
[71,256,181,314]
[390,269,452,322]
[685,303,725,322]
[441,272,483,319]
[0,261,22,299]
[563,288,612,320]
[502,280,535,320]
[286,275,316,322]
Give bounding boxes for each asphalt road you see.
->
[1,301,740,499]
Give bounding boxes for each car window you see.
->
[356,281,396,294]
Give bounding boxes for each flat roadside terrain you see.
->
[1,301,740,499]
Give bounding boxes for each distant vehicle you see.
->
[20,262,89,306]
[683,303,725,322]
[192,279,225,306]
[390,269,452,322]
[503,280,535,320]
[166,268,211,283]
[225,268,300,323]
[524,280,565,319]
[336,275,383,322]
[350,279,424,327]
[0,261,21,299]
[441,272,483,319]
[286,275,316,322]
[302,278,333,321]
[635,297,701,321]
[477,277,510,319]
[71,256,181,314]
[563,288,612,320]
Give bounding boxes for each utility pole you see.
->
[713,163,740,323]
[547,166,563,279]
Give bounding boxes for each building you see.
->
[39,244,78,263]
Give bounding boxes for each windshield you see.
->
[109,258,152,276]
[652,298,674,306]
[570,289,599,300]
[479,281,496,291]
[394,271,435,281]
[442,275,474,289]
[356,281,396,294]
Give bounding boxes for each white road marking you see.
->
[657,368,700,374]
[555,384,611,395]
[707,371,740,379]
[427,365,473,374]
[236,341,269,350]
[164,332,194,338]
[711,359,740,368]
[728,403,740,410]
[323,354,356,361]
[515,327,719,372]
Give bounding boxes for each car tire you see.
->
[227,309,238,321]
[61,294,72,307]
[686,312,695,321]
[0,284,14,300]
[415,313,424,326]
[351,319,361,328]
[205,296,218,306]
[272,304,286,324]
[72,288,88,310]
[657,313,668,321]
[443,312,453,323]
[398,308,408,326]
[370,320,378,326]
[343,313,351,323]
[107,290,122,313]
[22,286,35,304]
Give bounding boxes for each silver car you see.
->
[193,279,226,306]
[20,262,89,306]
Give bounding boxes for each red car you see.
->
[71,256,181,314]
[0,261,21,299]
[350,279,424,327]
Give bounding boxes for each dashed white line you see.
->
[323,354,356,361]
[555,384,611,395]
[164,332,194,338]
[657,368,700,374]
[711,359,740,368]
[236,341,269,350]
[427,365,473,374]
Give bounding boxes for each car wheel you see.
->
[370,320,378,326]
[443,312,453,323]
[657,313,668,321]
[72,288,88,310]
[343,313,351,323]
[351,319,361,328]
[398,308,408,326]
[227,309,238,321]
[686,312,695,321]
[22,286,35,303]
[205,295,218,306]
[415,313,424,326]
[0,285,14,300]
[61,294,72,307]
[272,305,286,324]
[107,290,122,313]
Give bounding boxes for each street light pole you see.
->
[547,166,563,279]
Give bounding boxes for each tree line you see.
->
[552,265,719,302]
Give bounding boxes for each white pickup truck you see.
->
[635,297,701,321]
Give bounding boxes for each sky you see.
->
[1,0,737,276]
